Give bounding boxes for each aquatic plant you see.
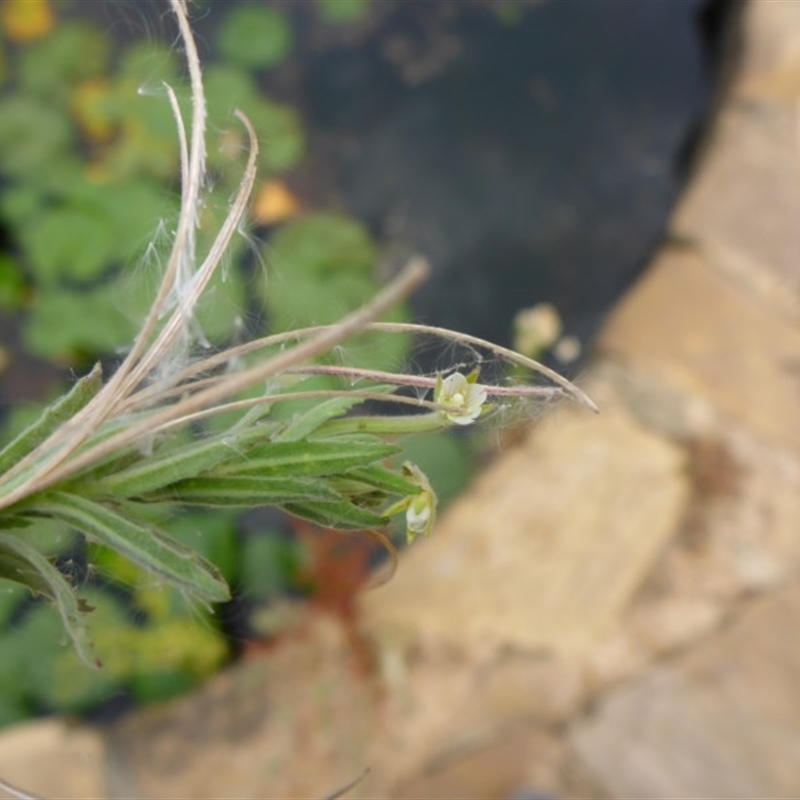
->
[0,0,594,680]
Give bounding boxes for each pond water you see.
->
[264,0,726,370]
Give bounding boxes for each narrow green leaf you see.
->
[34,492,229,603]
[320,477,387,500]
[0,363,102,476]
[146,475,340,507]
[0,517,32,530]
[217,437,398,478]
[275,396,362,442]
[283,499,388,530]
[93,422,277,498]
[0,532,96,667]
[343,464,421,495]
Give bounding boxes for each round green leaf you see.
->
[204,65,305,176]
[218,6,292,69]
[263,214,411,370]
[266,213,378,281]
[18,22,111,100]
[20,206,116,284]
[317,0,370,24]
[250,97,305,173]
[22,283,137,361]
[0,96,73,179]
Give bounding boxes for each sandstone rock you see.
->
[598,246,800,455]
[571,582,800,799]
[0,719,105,800]
[366,645,586,795]
[393,724,566,800]
[736,0,800,92]
[105,613,375,800]
[672,103,800,325]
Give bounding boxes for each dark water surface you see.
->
[50,0,725,372]
[277,0,724,367]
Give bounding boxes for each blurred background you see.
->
[9,2,797,799]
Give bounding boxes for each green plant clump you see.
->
[0,0,593,726]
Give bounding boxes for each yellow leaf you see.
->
[252,179,301,225]
[71,78,116,142]
[1,0,55,43]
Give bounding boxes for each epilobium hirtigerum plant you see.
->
[0,0,595,670]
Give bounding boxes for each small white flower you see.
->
[406,492,433,535]
[401,462,437,543]
[513,303,562,357]
[435,371,487,426]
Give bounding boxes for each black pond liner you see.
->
[263,0,738,375]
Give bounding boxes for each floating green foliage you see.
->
[204,65,305,175]
[0,584,228,719]
[317,0,371,24]
[218,6,293,69]
[17,22,111,100]
[22,283,141,361]
[21,205,118,285]
[264,213,411,371]
[0,254,26,309]
[0,95,73,179]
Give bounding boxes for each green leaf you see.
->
[0,184,45,227]
[275,396,363,441]
[0,532,96,666]
[342,463,420,495]
[99,178,179,262]
[217,437,399,478]
[0,579,26,629]
[267,213,378,281]
[118,42,180,86]
[192,259,248,344]
[33,492,230,603]
[165,510,240,585]
[22,281,141,361]
[249,97,305,173]
[317,0,371,24]
[204,64,258,117]
[0,604,93,724]
[0,363,102,476]
[147,475,341,507]
[204,66,304,175]
[262,214,410,369]
[0,254,27,309]
[41,592,127,711]
[283,498,388,530]
[18,22,111,99]
[0,95,73,179]
[92,422,278,498]
[218,6,293,69]
[130,669,195,704]
[20,205,117,284]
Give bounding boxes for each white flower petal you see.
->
[436,372,486,425]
